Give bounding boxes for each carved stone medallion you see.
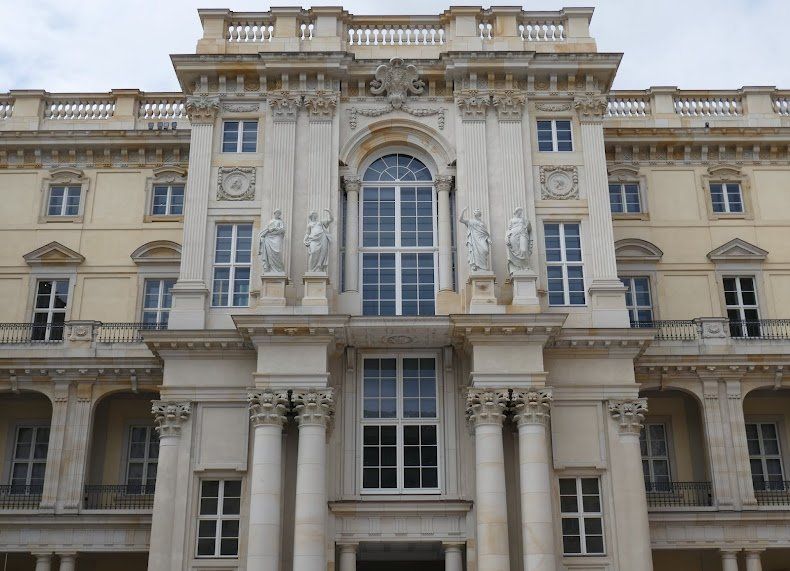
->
[539,166,579,200]
[217,167,256,201]
[370,57,424,109]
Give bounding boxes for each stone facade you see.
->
[1,5,790,571]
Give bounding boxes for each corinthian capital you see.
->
[186,95,220,124]
[466,388,509,427]
[304,90,338,121]
[434,175,454,193]
[343,175,362,193]
[608,398,648,435]
[292,388,334,427]
[151,401,192,438]
[491,89,526,121]
[248,390,289,427]
[268,91,302,122]
[573,94,609,123]
[457,89,490,121]
[512,388,552,426]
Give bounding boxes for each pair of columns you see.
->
[33,553,76,571]
[337,542,465,571]
[247,389,334,571]
[722,549,764,571]
[465,388,555,571]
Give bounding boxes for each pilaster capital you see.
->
[512,388,552,426]
[248,390,289,427]
[466,388,509,427]
[573,94,608,123]
[268,90,302,122]
[292,388,334,427]
[337,542,359,554]
[343,175,362,193]
[491,89,526,121]
[151,401,192,438]
[434,175,454,193]
[456,89,490,121]
[185,94,220,124]
[608,398,647,436]
[304,90,338,121]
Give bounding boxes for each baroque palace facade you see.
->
[1,6,790,571]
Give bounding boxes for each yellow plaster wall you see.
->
[0,393,52,482]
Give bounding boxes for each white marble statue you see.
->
[505,207,533,274]
[303,209,334,273]
[459,207,492,272]
[259,209,286,274]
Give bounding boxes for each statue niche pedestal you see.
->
[468,271,504,314]
[509,269,540,312]
[302,272,329,314]
[259,273,287,308]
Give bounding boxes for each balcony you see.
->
[633,320,699,341]
[83,484,155,510]
[635,318,790,344]
[0,321,167,346]
[754,481,790,507]
[644,481,713,509]
[0,485,42,509]
[728,319,790,340]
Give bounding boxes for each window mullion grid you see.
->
[165,186,173,215]
[575,478,588,555]
[560,225,571,305]
[395,187,403,316]
[552,122,559,152]
[236,123,244,153]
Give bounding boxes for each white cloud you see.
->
[0,0,787,92]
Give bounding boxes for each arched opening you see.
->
[85,390,159,509]
[360,153,437,316]
[743,388,790,505]
[639,388,711,507]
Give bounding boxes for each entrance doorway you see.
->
[355,541,448,571]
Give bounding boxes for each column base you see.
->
[588,279,629,327]
[508,270,540,312]
[302,272,330,313]
[259,273,288,308]
[167,280,209,329]
[468,271,504,314]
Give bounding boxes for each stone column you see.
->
[33,553,52,571]
[342,175,361,292]
[148,402,191,571]
[443,542,464,571]
[60,387,93,511]
[607,400,652,571]
[512,389,555,571]
[40,384,69,509]
[721,549,739,571]
[745,549,763,571]
[574,95,629,327]
[338,543,358,571]
[700,380,735,508]
[169,95,219,329]
[725,381,757,506]
[291,389,334,571]
[247,391,289,571]
[435,175,455,292]
[466,389,511,571]
[58,554,77,571]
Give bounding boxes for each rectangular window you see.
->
[544,222,585,306]
[10,426,49,493]
[608,183,641,213]
[559,477,604,556]
[640,423,671,490]
[126,426,159,493]
[746,422,785,491]
[222,120,258,153]
[32,279,69,341]
[211,224,252,307]
[537,119,573,152]
[47,185,81,216]
[142,279,175,326]
[724,276,759,338]
[196,479,241,558]
[361,356,439,493]
[151,184,184,216]
[621,276,653,326]
[710,182,744,213]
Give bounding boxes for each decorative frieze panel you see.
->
[217,166,256,200]
[222,102,260,113]
[539,165,579,200]
[331,501,471,541]
[534,101,572,112]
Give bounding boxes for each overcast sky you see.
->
[0,0,788,93]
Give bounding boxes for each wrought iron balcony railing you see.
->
[0,322,65,343]
[729,319,790,340]
[632,320,699,341]
[0,484,43,509]
[0,321,167,344]
[95,322,167,343]
[83,484,156,510]
[644,481,712,508]
[754,480,790,506]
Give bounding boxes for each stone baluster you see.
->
[247,391,289,571]
[466,389,510,571]
[435,175,454,291]
[148,401,191,571]
[607,399,652,571]
[343,176,361,292]
[512,389,555,571]
[291,389,334,571]
[169,95,219,329]
[574,95,628,327]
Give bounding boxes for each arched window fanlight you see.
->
[363,153,432,182]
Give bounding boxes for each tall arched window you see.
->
[361,153,436,316]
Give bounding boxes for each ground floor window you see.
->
[196,479,241,557]
[559,477,604,555]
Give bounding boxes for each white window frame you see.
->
[359,353,442,495]
[608,182,642,214]
[32,278,69,341]
[221,120,258,153]
[195,479,242,558]
[9,424,49,491]
[150,184,184,216]
[536,119,573,152]
[710,182,744,214]
[46,185,82,217]
[640,422,671,487]
[211,223,252,308]
[544,222,586,306]
[723,276,759,337]
[125,425,158,492]
[621,276,654,326]
[559,476,605,556]
[141,278,175,326]
[746,421,785,490]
